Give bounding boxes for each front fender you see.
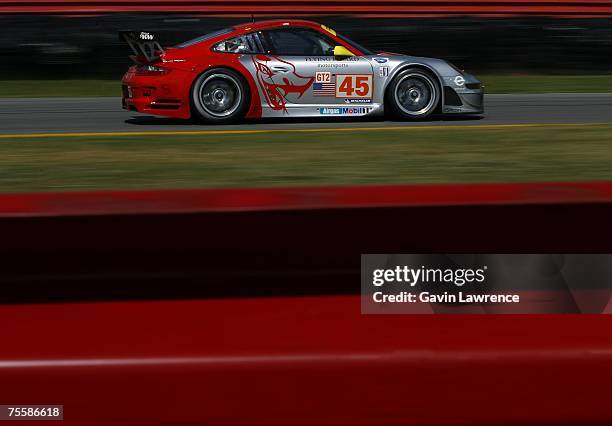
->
[379,60,446,108]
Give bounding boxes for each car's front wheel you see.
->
[386,68,440,120]
[191,68,249,124]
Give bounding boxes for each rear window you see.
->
[175,27,234,48]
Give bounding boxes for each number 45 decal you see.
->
[336,74,373,98]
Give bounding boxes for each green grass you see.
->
[0,80,121,98]
[1,75,611,97]
[480,74,612,94]
[1,125,611,193]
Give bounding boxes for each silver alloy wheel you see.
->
[198,73,242,118]
[394,73,437,116]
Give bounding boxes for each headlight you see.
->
[447,62,465,75]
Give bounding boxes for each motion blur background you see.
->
[1,1,612,79]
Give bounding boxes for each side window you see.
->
[263,28,336,56]
[213,32,266,54]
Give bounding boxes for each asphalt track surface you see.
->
[1,94,611,135]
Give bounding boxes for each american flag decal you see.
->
[313,75,336,96]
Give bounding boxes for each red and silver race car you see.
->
[121,20,483,124]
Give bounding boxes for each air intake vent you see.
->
[444,86,463,106]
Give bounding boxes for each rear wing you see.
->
[119,30,164,63]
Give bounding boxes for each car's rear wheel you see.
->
[386,68,440,120]
[191,68,249,124]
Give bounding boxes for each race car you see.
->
[120,20,483,124]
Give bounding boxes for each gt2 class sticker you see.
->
[336,74,372,98]
[315,72,331,83]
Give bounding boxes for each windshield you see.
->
[337,33,374,55]
[175,27,234,48]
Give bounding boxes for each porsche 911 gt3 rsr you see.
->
[120,20,483,123]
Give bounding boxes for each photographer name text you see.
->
[371,266,520,304]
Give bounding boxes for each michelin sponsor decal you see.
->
[319,107,373,115]
[344,98,372,104]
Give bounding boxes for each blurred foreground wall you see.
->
[1,1,612,78]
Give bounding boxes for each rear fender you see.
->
[190,55,262,119]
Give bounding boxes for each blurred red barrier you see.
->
[0,185,611,425]
[2,181,612,218]
[1,296,611,425]
[2,0,612,16]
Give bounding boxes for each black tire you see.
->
[191,68,249,124]
[385,68,440,121]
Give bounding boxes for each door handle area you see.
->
[271,65,291,72]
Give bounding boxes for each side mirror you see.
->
[333,45,354,58]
